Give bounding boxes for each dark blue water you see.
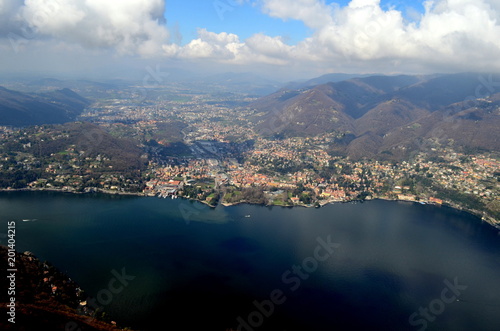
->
[1,191,499,331]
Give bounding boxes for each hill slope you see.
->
[251,73,500,159]
[0,122,148,190]
[0,87,90,126]
[381,94,500,158]
[0,246,130,330]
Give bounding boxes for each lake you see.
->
[1,191,499,331]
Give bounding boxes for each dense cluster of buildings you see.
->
[144,146,498,216]
[78,93,500,223]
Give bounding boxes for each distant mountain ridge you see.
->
[0,86,90,126]
[251,73,500,159]
[284,73,375,90]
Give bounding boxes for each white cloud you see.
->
[5,0,170,56]
[320,0,408,60]
[260,0,333,29]
[0,0,24,33]
[173,28,242,60]
[163,29,292,66]
[245,34,291,59]
[254,0,500,73]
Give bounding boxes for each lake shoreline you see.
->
[1,186,499,230]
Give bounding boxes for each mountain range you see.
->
[0,86,90,126]
[251,73,500,159]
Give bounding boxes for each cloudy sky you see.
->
[1,0,499,81]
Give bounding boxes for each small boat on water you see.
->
[244,215,251,218]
